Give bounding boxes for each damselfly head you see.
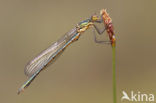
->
[91,14,99,22]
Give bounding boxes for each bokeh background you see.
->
[0,0,156,103]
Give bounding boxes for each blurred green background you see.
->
[0,0,156,103]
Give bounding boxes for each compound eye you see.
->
[91,15,99,21]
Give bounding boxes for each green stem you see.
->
[112,46,117,103]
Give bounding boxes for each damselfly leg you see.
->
[92,23,111,44]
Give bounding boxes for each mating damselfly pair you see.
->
[18,9,116,94]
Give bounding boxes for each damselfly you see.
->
[17,9,114,94]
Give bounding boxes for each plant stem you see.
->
[112,46,117,103]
